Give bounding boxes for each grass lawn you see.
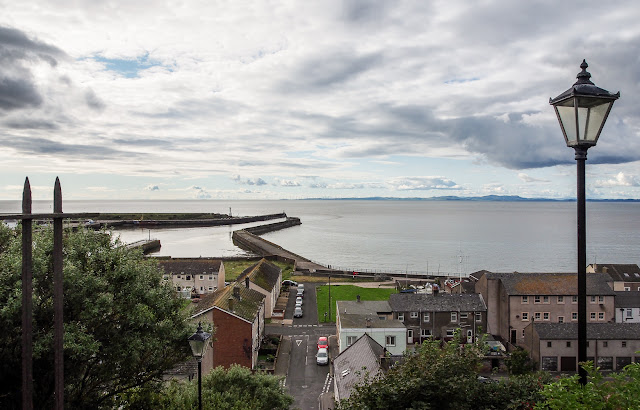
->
[316,284,397,323]
[223,259,294,281]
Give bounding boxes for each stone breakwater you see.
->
[87,213,287,229]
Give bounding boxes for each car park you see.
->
[317,336,328,350]
[316,348,329,365]
[294,306,303,317]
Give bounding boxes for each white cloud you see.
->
[387,176,460,191]
[276,179,301,187]
[518,173,549,183]
[595,172,640,187]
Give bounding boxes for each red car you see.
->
[317,336,328,350]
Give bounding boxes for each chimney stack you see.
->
[233,287,240,299]
[245,277,250,289]
[228,296,234,312]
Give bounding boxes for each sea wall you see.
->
[243,217,301,235]
[87,213,287,229]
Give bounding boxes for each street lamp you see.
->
[550,60,619,385]
[188,322,212,410]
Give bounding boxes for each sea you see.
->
[1,199,639,276]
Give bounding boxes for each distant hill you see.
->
[302,195,640,202]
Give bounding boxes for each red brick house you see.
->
[191,283,265,374]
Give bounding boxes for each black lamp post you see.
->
[550,60,619,385]
[188,322,212,410]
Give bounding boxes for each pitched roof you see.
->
[486,272,615,296]
[333,334,385,401]
[614,291,640,308]
[237,258,281,292]
[389,293,486,312]
[158,258,222,275]
[191,284,265,322]
[337,301,404,329]
[591,264,640,282]
[534,323,640,340]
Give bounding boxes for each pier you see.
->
[126,239,161,254]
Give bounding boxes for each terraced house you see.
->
[158,258,225,296]
[389,293,487,345]
[475,272,616,348]
[236,258,282,318]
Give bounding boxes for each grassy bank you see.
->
[223,260,295,281]
[316,284,397,323]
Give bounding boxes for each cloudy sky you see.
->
[1,1,639,201]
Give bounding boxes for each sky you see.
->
[1,0,639,201]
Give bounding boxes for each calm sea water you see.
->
[1,200,639,275]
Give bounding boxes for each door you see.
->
[560,356,576,372]
[407,329,414,344]
[510,329,517,344]
[467,329,473,344]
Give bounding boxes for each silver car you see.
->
[316,348,329,365]
[294,306,303,317]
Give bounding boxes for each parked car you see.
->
[296,288,304,297]
[317,336,328,350]
[282,279,298,287]
[316,348,329,365]
[298,283,304,290]
[294,306,303,317]
[296,296,303,306]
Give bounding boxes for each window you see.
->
[598,312,604,320]
[627,309,633,318]
[572,296,578,303]
[590,312,597,320]
[522,329,525,338]
[617,357,632,371]
[622,341,627,348]
[163,275,169,280]
[208,286,214,291]
[597,357,613,371]
[199,286,204,291]
[566,341,571,348]
[347,336,357,346]
[534,312,541,320]
[475,312,482,322]
[386,336,396,346]
[543,296,550,304]
[398,313,404,321]
[547,341,552,348]
[199,275,204,280]
[421,329,432,338]
[407,329,413,338]
[598,296,604,303]
[209,276,213,280]
[558,316,564,323]
[534,296,541,304]
[542,357,558,371]
[423,313,430,322]
[522,312,529,321]
[590,296,596,303]
[446,329,455,338]
[572,312,578,320]
[522,296,529,304]
[410,312,418,319]
[557,296,564,304]
[460,313,468,319]
[624,287,631,291]
[603,341,608,347]
[177,275,181,279]
[186,275,191,280]
[543,312,550,321]
[451,312,458,322]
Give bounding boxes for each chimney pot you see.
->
[245,277,250,288]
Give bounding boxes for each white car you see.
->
[294,306,303,317]
[316,348,329,365]
[296,296,303,306]
[296,288,304,297]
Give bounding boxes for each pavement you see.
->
[275,335,291,377]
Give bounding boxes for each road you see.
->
[266,283,337,409]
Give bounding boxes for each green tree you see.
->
[536,362,640,409]
[0,224,193,409]
[506,347,536,375]
[337,333,548,410]
[123,365,294,409]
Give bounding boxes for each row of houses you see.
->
[331,263,640,399]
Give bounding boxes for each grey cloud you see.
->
[85,89,105,111]
[0,26,67,112]
[309,182,327,189]
[277,179,301,187]
[3,117,58,130]
[0,136,136,160]
[145,185,160,191]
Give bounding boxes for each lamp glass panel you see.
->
[584,100,611,142]
[577,106,588,141]
[189,339,205,358]
[556,104,577,143]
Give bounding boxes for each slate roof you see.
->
[388,293,486,312]
[237,258,281,292]
[191,284,265,322]
[158,259,222,275]
[534,323,640,340]
[487,272,616,296]
[337,301,404,329]
[614,291,640,308]
[591,264,640,282]
[333,334,385,401]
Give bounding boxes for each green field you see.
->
[316,284,397,323]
